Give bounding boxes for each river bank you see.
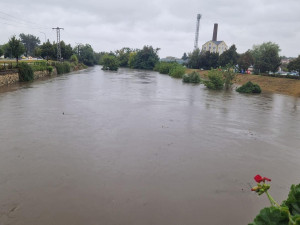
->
[0,63,86,88]
[186,69,300,97]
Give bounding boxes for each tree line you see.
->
[0,33,100,66]
[185,42,300,74]
[99,46,160,71]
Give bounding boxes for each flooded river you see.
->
[0,66,300,225]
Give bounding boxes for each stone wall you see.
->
[0,73,19,86]
[0,68,58,87]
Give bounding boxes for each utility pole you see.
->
[52,27,64,61]
[194,14,201,50]
[75,42,82,56]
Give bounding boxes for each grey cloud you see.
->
[1,0,300,57]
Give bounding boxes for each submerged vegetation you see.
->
[101,54,119,71]
[154,61,185,78]
[203,69,225,90]
[236,81,262,94]
[182,71,201,83]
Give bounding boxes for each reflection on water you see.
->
[0,66,299,225]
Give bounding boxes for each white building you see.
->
[202,23,228,55]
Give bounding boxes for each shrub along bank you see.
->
[154,62,185,78]
[236,81,262,93]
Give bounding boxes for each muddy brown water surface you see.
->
[0,66,300,225]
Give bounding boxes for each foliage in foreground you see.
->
[18,62,34,82]
[182,71,201,83]
[236,81,261,94]
[203,69,224,90]
[249,175,300,225]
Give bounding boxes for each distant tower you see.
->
[194,14,202,50]
[52,27,64,61]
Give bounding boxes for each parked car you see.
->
[287,71,299,76]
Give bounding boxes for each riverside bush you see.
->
[55,62,71,74]
[236,81,261,93]
[169,64,185,78]
[30,61,48,71]
[101,54,119,71]
[70,54,78,64]
[182,71,201,83]
[47,66,53,73]
[63,62,71,73]
[18,62,34,82]
[154,62,177,74]
[203,69,224,90]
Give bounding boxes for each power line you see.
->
[0,10,50,29]
[0,19,50,30]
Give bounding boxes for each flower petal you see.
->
[254,174,263,183]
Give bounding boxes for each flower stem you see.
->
[265,191,280,207]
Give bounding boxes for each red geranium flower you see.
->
[263,177,271,182]
[254,174,271,183]
[254,175,263,183]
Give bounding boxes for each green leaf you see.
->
[294,216,300,225]
[284,184,300,216]
[249,207,289,225]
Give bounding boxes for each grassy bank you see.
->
[186,69,300,97]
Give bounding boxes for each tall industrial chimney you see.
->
[212,23,218,41]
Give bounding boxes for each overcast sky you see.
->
[1,0,300,58]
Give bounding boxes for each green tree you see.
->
[2,43,11,58]
[251,42,281,73]
[238,50,254,71]
[187,48,201,69]
[59,41,73,60]
[116,47,132,67]
[8,35,25,65]
[128,51,137,68]
[40,40,55,61]
[34,47,42,57]
[101,54,119,71]
[78,44,96,66]
[201,51,219,70]
[133,46,160,70]
[219,44,239,67]
[287,55,300,73]
[182,52,188,60]
[19,33,41,57]
[0,47,3,57]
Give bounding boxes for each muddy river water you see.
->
[0,66,300,225]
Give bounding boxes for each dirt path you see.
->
[186,69,300,97]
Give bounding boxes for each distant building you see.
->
[202,23,228,54]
